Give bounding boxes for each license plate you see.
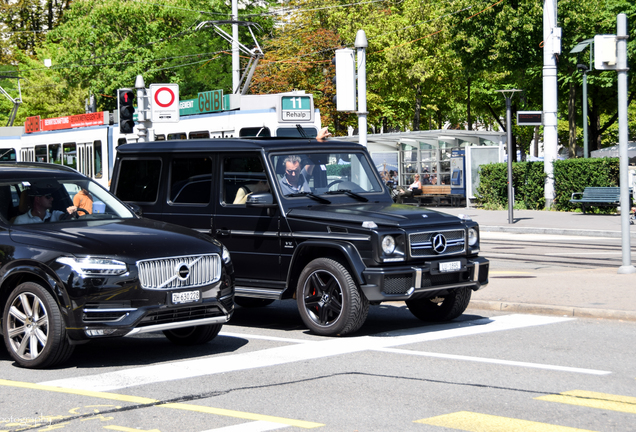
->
[171,290,200,304]
[439,261,461,272]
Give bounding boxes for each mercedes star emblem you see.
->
[432,233,447,254]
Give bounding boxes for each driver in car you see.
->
[280,155,314,195]
[13,183,78,224]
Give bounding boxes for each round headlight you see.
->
[382,235,396,254]
[468,228,478,246]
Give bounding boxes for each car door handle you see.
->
[216,229,230,236]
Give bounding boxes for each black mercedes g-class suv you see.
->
[111,138,489,336]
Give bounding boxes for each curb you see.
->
[480,225,636,239]
[468,300,636,322]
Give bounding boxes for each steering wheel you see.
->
[327,180,344,190]
[72,207,90,219]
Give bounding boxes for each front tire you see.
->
[2,282,74,368]
[406,287,472,322]
[163,324,222,345]
[296,258,369,336]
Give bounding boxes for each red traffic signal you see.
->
[118,88,135,134]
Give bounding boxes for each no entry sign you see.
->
[150,84,180,123]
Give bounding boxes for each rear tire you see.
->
[297,258,369,336]
[235,297,275,308]
[406,287,472,322]
[3,282,74,368]
[163,324,222,345]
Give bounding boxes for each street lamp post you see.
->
[496,89,522,225]
[569,39,594,158]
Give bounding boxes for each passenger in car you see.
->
[233,180,270,204]
[13,184,77,224]
[73,187,93,214]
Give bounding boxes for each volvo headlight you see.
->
[381,235,396,254]
[57,257,127,276]
[468,228,479,246]
[222,245,231,264]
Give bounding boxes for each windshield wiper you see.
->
[285,192,331,204]
[325,189,369,202]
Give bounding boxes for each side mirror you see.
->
[127,203,143,217]
[246,192,276,208]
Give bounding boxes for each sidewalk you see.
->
[435,207,636,322]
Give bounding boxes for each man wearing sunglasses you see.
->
[279,155,314,195]
[13,184,78,224]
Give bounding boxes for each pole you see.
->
[232,0,240,94]
[506,96,514,224]
[355,30,368,147]
[543,0,559,208]
[616,14,635,274]
[582,69,588,158]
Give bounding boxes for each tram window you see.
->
[35,145,48,162]
[169,157,212,204]
[155,134,166,141]
[167,132,186,140]
[49,144,62,164]
[276,127,318,138]
[115,159,161,203]
[188,131,210,140]
[0,148,16,161]
[94,141,103,178]
[63,143,77,169]
[239,127,271,137]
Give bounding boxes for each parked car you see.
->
[0,162,234,368]
[110,138,489,336]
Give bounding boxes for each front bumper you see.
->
[360,256,489,302]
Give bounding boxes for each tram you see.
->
[0,90,321,189]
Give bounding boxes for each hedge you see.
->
[476,158,621,211]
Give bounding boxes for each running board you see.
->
[235,286,284,300]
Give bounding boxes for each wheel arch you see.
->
[285,240,366,299]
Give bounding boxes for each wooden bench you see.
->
[412,185,459,207]
[569,187,632,214]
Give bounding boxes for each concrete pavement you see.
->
[436,207,636,322]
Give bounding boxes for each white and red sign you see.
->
[150,84,180,123]
[25,112,107,134]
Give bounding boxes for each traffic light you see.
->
[332,48,356,112]
[118,88,135,134]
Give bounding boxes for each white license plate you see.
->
[172,290,200,304]
[439,261,461,272]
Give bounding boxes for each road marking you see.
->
[200,421,290,431]
[39,315,572,392]
[489,271,532,275]
[415,411,595,431]
[375,348,611,375]
[544,252,622,256]
[536,390,636,414]
[219,332,310,344]
[104,426,160,432]
[0,379,323,429]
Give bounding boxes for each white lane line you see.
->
[375,348,611,375]
[219,332,310,344]
[201,421,290,431]
[544,252,622,256]
[39,314,572,392]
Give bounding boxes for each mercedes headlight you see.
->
[381,235,396,254]
[468,228,478,246]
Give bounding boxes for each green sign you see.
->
[280,96,312,121]
[179,90,224,116]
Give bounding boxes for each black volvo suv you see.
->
[0,163,234,368]
[111,138,489,336]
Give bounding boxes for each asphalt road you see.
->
[1,302,635,432]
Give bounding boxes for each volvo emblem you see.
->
[177,263,191,281]
[432,233,447,254]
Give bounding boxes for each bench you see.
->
[569,187,632,214]
[412,185,462,207]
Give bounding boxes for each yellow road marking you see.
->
[536,390,636,414]
[0,379,323,429]
[415,411,595,432]
[104,427,160,432]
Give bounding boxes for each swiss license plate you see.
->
[439,261,461,272]
[171,290,200,305]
